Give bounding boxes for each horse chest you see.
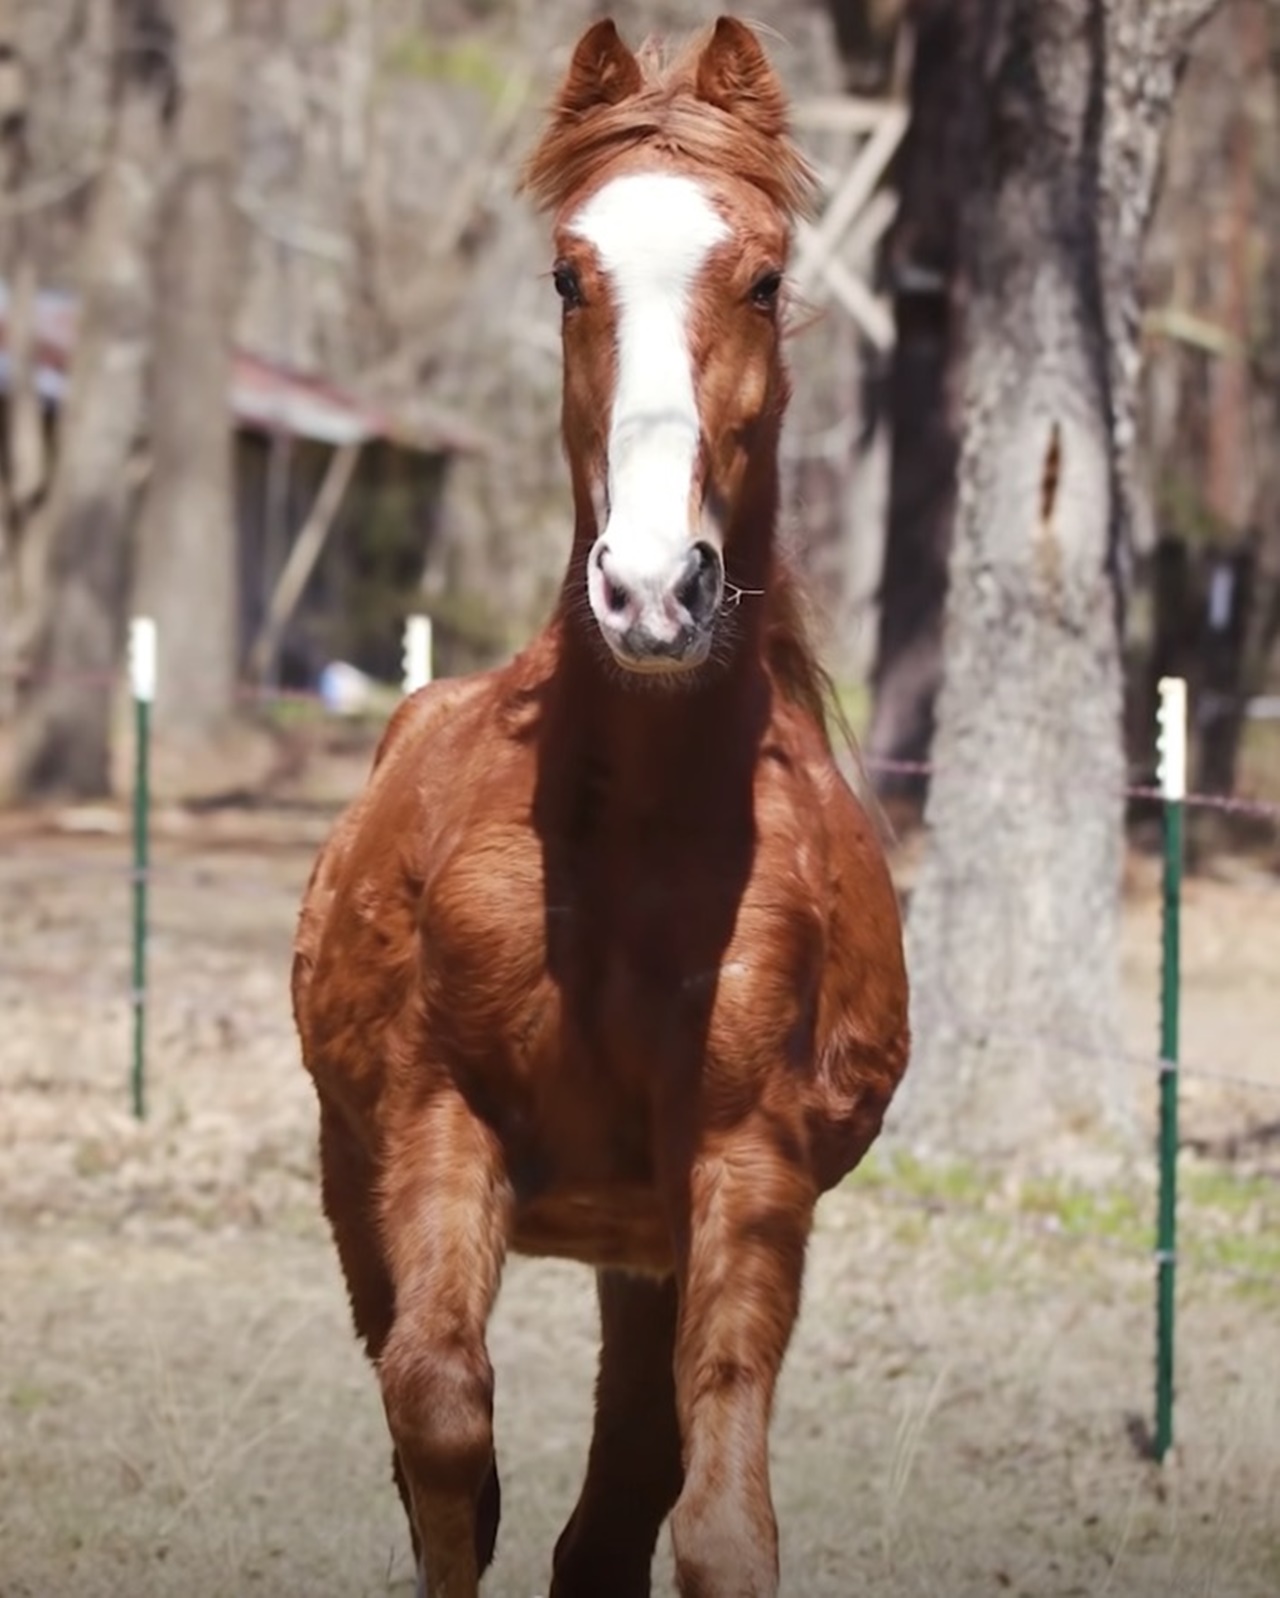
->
[426,820,734,1022]
[420,831,747,1173]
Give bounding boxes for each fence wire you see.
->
[864,1183,1280,1294]
[6,933,1280,1105]
[867,755,1280,825]
[3,683,1279,1325]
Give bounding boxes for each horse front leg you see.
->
[550,1269,684,1598]
[377,1088,512,1598]
[662,1113,815,1598]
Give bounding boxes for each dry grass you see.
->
[1,795,1279,1596]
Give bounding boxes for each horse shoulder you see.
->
[294,668,526,1113]
[697,722,841,1103]
[371,671,492,773]
[806,746,910,1184]
[295,676,483,960]
[720,714,909,1187]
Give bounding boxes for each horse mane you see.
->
[765,560,886,830]
[519,28,815,221]
[764,561,841,752]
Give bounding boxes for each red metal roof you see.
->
[0,282,483,454]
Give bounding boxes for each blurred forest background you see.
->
[0,0,1276,813]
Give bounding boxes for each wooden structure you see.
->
[0,282,485,688]
[790,95,908,351]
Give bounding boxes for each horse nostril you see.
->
[673,542,723,624]
[593,543,631,616]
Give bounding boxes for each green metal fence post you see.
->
[1154,675,1186,1462]
[129,617,156,1121]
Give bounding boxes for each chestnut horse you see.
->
[292,17,909,1598]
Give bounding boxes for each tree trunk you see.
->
[863,0,977,803]
[1242,3,1280,779]
[888,0,1221,1168]
[1203,5,1258,541]
[5,1,175,802]
[824,0,907,93]
[1194,0,1268,806]
[134,0,241,743]
[0,11,48,714]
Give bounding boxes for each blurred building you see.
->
[0,280,484,688]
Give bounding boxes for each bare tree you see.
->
[889,0,1222,1166]
[1247,2,1280,760]
[134,0,241,743]
[0,8,49,713]
[825,0,906,92]
[817,0,975,805]
[863,0,977,803]
[5,0,175,800]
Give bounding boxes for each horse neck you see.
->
[548,466,781,823]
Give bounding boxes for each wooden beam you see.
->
[246,440,361,685]
[795,229,895,349]
[842,187,899,264]
[791,104,908,293]
[791,95,902,134]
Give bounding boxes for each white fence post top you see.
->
[130,617,157,705]
[1157,676,1187,802]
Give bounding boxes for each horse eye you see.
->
[750,270,783,310]
[553,262,584,309]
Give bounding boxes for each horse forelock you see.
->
[519,28,815,225]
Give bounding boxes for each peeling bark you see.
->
[863,0,977,802]
[888,0,1222,1168]
[0,12,47,713]
[134,0,241,743]
[5,1,174,801]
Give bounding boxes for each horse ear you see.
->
[554,19,643,121]
[694,16,787,137]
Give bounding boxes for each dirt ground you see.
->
[2,776,1279,1598]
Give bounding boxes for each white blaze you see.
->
[569,172,728,590]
